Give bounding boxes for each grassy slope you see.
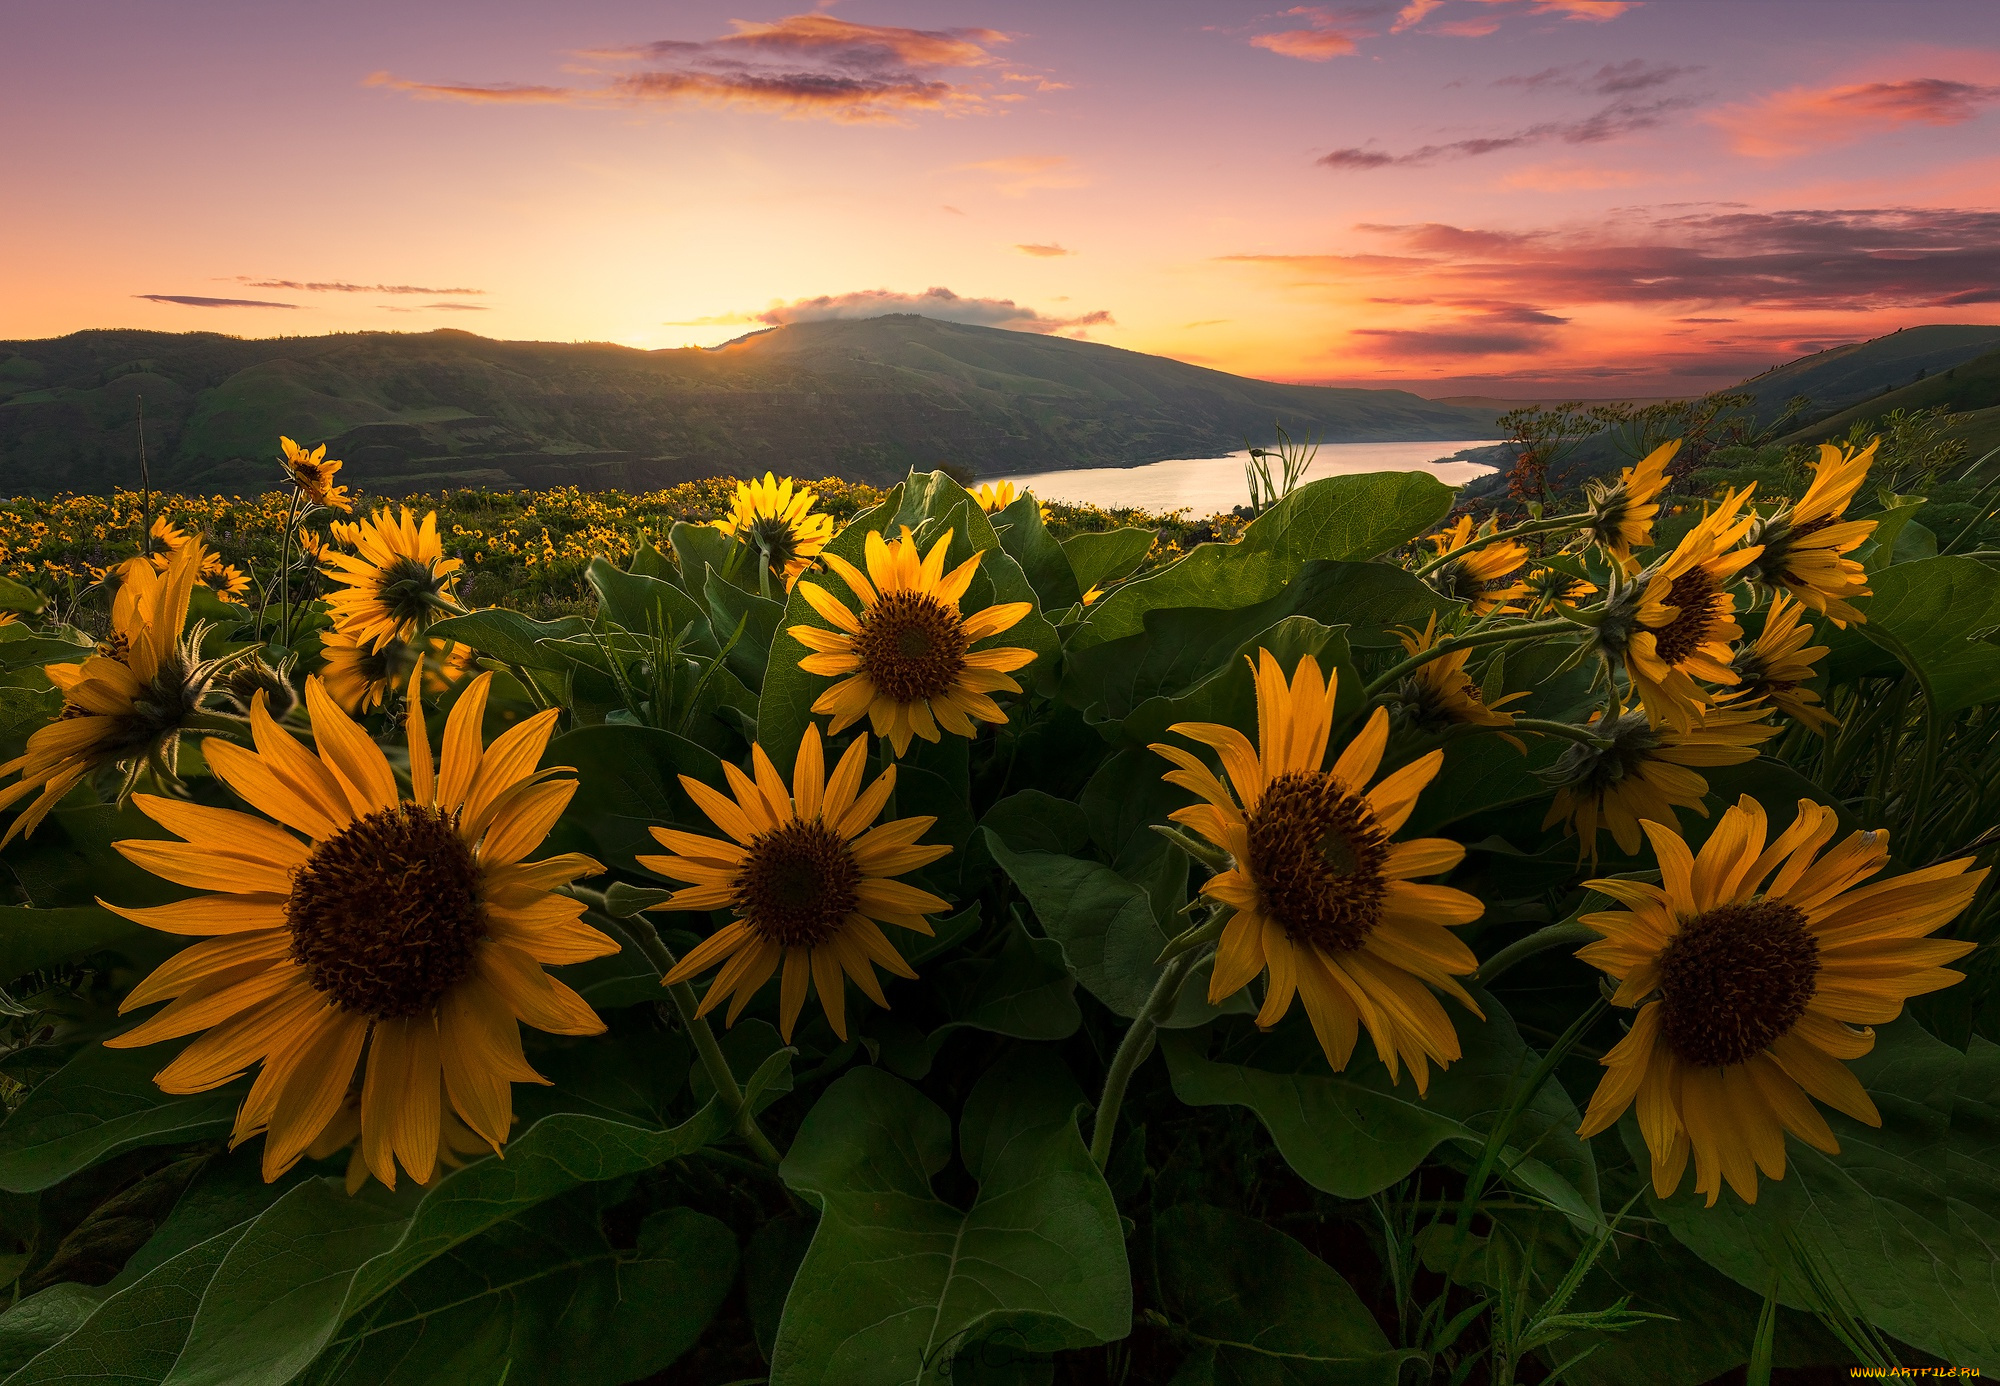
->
[1774,347,2000,460]
[0,319,1497,496]
[1735,324,2000,426]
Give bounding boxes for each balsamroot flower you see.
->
[280,436,354,513]
[1581,440,1676,568]
[1542,706,1778,860]
[1392,615,1526,747]
[320,627,478,715]
[101,671,614,1187]
[971,481,1051,521]
[790,527,1036,755]
[1744,441,1877,627]
[322,509,464,652]
[0,541,222,844]
[1423,516,1529,616]
[1575,796,1982,1204]
[1730,593,1836,734]
[1619,488,1762,733]
[1151,650,1484,1091]
[640,725,951,1042]
[710,473,836,591]
[1524,566,1598,611]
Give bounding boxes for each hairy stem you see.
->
[1362,618,1580,700]
[1511,717,1614,749]
[1090,945,1203,1170]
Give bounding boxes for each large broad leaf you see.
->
[586,557,713,652]
[1162,993,1599,1217]
[423,610,590,670]
[1640,1022,2000,1373]
[541,723,721,868]
[1403,734,1561,838]
[301,1199,734,1386]
[993,493,1081,612]
[1061,560,1445,722]
[9,802,193,912]
[1120,617,1360,750]
[704,565,785,691]
[0,906,146,992]
[0,1041,243,1194]
[984,833,1243,1029]
[1061,528,1154,596]
[6,1223,250,1385]
[771,1052,1130,1385]
[156,1106,728,1386]
[1153,1204,1415,1386]
[1068,472,1454,650]
[1847,555,2000,714]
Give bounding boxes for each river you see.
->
[991,440,1500,517]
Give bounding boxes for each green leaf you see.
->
[932,918,1081,1041]
[1640,1022,2000,1373]
[586,557,712,650]
[704,565,784,691]
[1849,555,2000,713]
[0,635,93,670]
[0,1286,102,1378]
[1069,473,1455,650]
[1077,746,1191,877]
[303,1199,734,1386]
[1061,528,1153,596]
[0,906,145,992]
[1154,1204,1415,1386]
[0,577,46,617]
[994,494,1081,612]
[6,1223,250,1385]
[667,519,744,591]
[1120,617,1360,750]
[159,1106,729,1386]
[423,610,590,670]
[984,833,1246,1029]
[978,791,1092,859]
[0,1041,242,1195]
[541,723,721,868]
[8,802,195,912]
[771,1051,1130,1385]
[1403,734,1561,838]
[1161,993,1599,1214]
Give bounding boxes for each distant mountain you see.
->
[1773,345,2000,460]
[1732,323,2000,428]
[0,317,1497,496]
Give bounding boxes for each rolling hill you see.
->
[0,317,1497,496]
[1773,344,2000,460]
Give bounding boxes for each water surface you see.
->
[994,440,1499,517]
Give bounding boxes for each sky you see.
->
[5,0,2000,396]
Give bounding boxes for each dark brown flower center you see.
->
[1651,567,1722,667]
[288,805,485,1018]
[1245,771,1392,954]
[854,591,969,704]
[1656,900,1819,1067]
[733,820,860,948]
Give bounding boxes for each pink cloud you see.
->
[1712,76,2000,158]
[1250,8,1367,61]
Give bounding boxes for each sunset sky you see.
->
[7,0,2000,394]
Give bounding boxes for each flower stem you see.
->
[617,911,784,1168]
[1362,618,1579,700]
[1412,513,1586,579]
[1090,944,1202,1170]
[1474,920,1599,986]
[1510,717,1614,749]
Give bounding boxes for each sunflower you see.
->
[0,540,219,844]
[1392,614,1526,747]
[1150,650,1485,1091]
[1424,516,1529,616]
[100,670,614,1186]
[146,517,252,603]
[640,725,951,1041]
[1581,440,1677,568]
[1575,796,1983,1204]
[309,1085,494,1194]
[1744,441,1877,627]
[279,436,354,513]
[1730,593,1836,735]
[971,481,1052,522]
[1542,705,1778,860]
[1524,565,1598,611]
[790,527,1036,755]
[320,627,479,714]
[322,508,465,652]
[1619,488,1763,733]
[709,473,836,591]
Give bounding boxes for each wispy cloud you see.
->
[1495,59,1699,95]
[1319,92,1694,169]
[1015,242,1073,257]
[368,13,1020,124]
[751,286,1111,333]
[1221,205,2000,312]
[954,155,1087,195]
[239,278,484,295]
[1250,8,1369,61]
[1394,0,1636,34]
[137,294,295,309]
[1710,76,2000,158]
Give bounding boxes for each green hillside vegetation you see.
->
[1734,322,2000,426]
[0,317,1497,496]
[1774,345,2000,459]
